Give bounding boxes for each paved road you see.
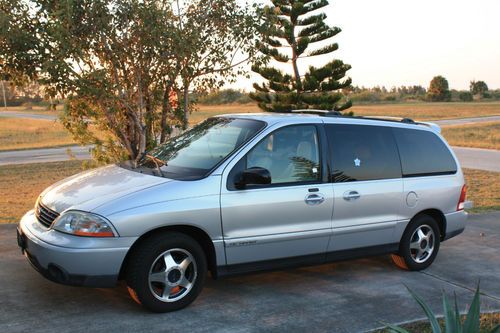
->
[0,212,499,332]
[1,112,499,171]
[0,111,58,120]
[1,145,499,172]
[1,110,499,125]
[434,115,500,126]
[0,146,91,166]
[453,147,500,172]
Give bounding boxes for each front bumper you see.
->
[17,210,137,287]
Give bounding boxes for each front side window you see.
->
[392,128,457,177]
[326,124,401,182]
[245,125,321,185]
[137,117,265,180]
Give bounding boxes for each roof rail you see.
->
[291,109,342,117]
[289,109,442,131]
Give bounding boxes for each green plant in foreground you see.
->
[385,285,500,333]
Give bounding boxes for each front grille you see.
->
[35,202,60,228]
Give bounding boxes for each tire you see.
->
[392,214,441,271]
[126,232,207,312]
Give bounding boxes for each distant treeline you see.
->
[193,86,500,105]
[3,84,500,108]
[346,84,500,103]
[192,89,253,105]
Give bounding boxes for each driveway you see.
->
[0,212,499,333]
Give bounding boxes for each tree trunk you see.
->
[290,24,302,92]
[182,83,189,130]
[144,94,154,149]
[160,85,172,143]
[1,81,7,110]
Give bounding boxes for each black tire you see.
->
[126,232,207,312]
[392,214,441,271]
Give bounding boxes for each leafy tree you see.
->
[427,75,451,102]
[168,1,260,128]
[0,0,259,164]
[470,80,489,97]
[250,0,352,112]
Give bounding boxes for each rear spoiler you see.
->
[417,122,441,134]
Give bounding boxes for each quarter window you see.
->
[392,128,457,177]
[326,124,401,182]
[245,125,321,184]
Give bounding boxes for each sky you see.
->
[232,0,500,91]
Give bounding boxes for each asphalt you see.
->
[0,146,91,166]
[434,115,500,126]
[1,111,499,125]
[0,111,58,120]
[1,145,499,173]
[0,212,499,333]
[452,147,500,172]
[0,112,499,172]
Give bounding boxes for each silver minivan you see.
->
[17,111,470,312]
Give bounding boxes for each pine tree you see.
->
[250,0,352,113]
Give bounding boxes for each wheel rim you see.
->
[148,248,197,303]
[409,225,435,264]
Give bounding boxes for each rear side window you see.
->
[326,124,401,182]
[392,128,457,177]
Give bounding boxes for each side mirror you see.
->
[236,167,271,189]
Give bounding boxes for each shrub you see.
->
[459,91,473,102]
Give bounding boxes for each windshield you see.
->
[136,117,265,180]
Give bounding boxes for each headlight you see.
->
[52,211,117,237]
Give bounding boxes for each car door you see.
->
[220,124,334,265]
[324,123,405,253]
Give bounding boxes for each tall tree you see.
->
[427,75,451,102]
[250,0,352,112]
[0,0,259,164]
[470,80,488,97]
[170,0,260,128]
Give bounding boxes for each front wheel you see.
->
[392,215,440,271]
[126,232,207,312]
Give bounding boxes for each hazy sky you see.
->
[232,0,500,91]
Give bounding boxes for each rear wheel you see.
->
[392,215,440,271]
[126,232,207,312]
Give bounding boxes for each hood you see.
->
[40,164,170,213]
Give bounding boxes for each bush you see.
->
[459,91,473,102]
[349,91,382,103]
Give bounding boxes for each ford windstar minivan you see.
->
[17,111,471,312]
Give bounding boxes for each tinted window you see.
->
[326,124,401,182]
[137,117,265,180]
[245,125,321,184]
[393,128,457,177]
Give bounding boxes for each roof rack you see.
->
[291,109,415,122]
[356,115,416,124]
[291,109,342,117]
[290,109,441,133]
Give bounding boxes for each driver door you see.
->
[220,124,334,266]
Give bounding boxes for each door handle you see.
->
[343,190,360,201]
[305,193,325,205]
